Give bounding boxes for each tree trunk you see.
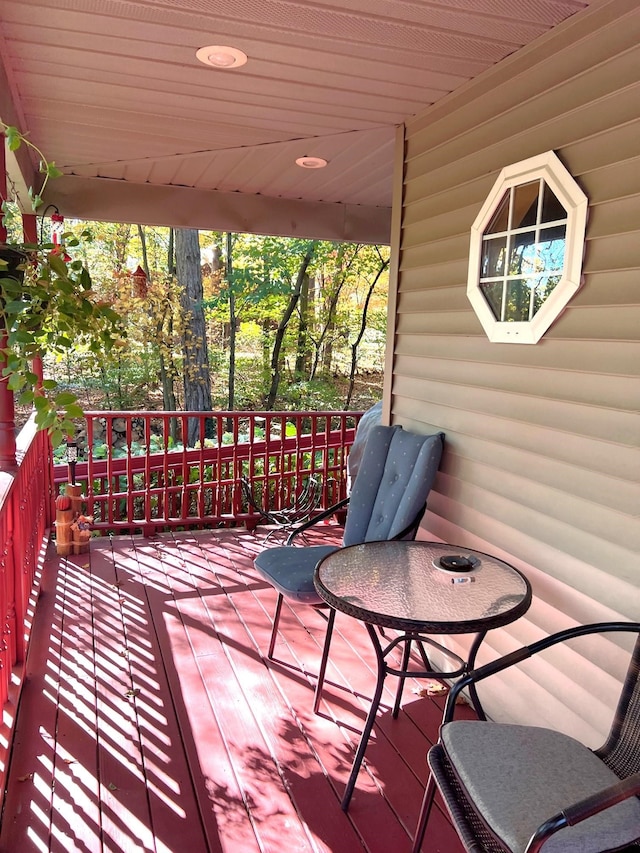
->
[137,224,150,278]
[175,228,213,445]
[345,255,389,408]
[265,242,316,409]
[168,228,176,276]
[226,231,236,431]
[294,273,310,376]
[312,244,359,380]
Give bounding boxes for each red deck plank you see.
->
[0,527,469,853]
[49,554,102,853]
[95,537,214,853]
[177,534,367,853]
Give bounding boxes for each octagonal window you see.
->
[467,151,588,344]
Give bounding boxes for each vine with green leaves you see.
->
[0,122,125,446]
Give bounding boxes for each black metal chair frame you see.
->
[268,499,427,714]
[241,474,323,539]
[412,621,640,853]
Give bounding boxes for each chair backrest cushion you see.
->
[347,401,382,486]
[343,425,443,547]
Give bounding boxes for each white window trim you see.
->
[467,151,588,344]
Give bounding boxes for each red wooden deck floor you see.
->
[0,526,472,853]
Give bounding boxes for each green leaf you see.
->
[47,253,68,276]
[0,279,22,294]
[49,428,64,448]
[64,404,84,419]
[5,125,22,151]
[33,395,49,411]
[6,373,25,391]
[55,391,78,406]
[46,163,63,179]
[18,390,35,406]
[4,300,28,315]
[12,331,35,343]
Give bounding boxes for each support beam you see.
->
[41,175,391,244]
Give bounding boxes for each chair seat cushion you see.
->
[254,544,340,603]
[441,721,640,853]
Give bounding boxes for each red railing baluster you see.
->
[0,409,365,813]
[52,410,362,533]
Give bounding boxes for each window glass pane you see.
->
[512,181,539,228]
[481,236,507,277]
[485,191,510,234]
[537,225,566,273]
[505,279,534,321]
[509,230,536,275]
[533,275,561,315]
[480,281,504,320]
[541,183,566,223]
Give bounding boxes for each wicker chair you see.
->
[412,621,640,853]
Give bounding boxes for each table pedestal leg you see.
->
[340,627,488,810]
[341,623,387,810]
[465,631,487,720]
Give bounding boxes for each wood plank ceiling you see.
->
[0,0,592,239]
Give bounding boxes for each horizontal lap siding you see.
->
[390,0,640,740]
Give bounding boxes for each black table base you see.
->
[341,626,487,811]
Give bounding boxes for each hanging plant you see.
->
[1,121,125,447]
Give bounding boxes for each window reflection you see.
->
[481,236,507,277]
[479,180,568,323]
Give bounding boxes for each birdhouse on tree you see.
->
[132,265,148,299]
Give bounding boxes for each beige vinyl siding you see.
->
[388,0,640,742]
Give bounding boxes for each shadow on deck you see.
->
[0,526,471,853]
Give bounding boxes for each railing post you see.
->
[0,138,17,468]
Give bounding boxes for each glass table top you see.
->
[314,540,532,633]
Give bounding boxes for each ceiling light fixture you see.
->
[295,156,328,169]
[196,45,248,69]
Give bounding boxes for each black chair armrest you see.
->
[443,621,640,723]
[524,771,640,853]
[285,496,350,545]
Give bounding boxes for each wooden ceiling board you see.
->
[0,0,593,237]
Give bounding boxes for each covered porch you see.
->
[0,0,637,847]
[0,524,472,853]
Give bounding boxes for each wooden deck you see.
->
[0,525,472,853]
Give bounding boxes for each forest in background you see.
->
[6,211,389,427]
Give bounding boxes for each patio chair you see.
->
[253,423,444,712]
[412,621,640,853]
[240,474,323,540]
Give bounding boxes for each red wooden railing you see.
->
[0,408,360,812]
[53,410,363,534]
[0,414,51,801]
[0,415,50,689]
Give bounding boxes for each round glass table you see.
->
[313,540,532,810]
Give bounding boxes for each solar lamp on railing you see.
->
[66,439,78,485]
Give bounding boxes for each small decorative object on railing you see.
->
[54,492,74,555]
[65,438,78,485]
[70,515,94,554]
[55,480,91,556]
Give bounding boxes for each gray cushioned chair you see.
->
[412,621,640,853]
[254,424,444,711]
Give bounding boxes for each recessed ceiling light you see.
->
[196,45,248,69]
[295,156,328,169]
